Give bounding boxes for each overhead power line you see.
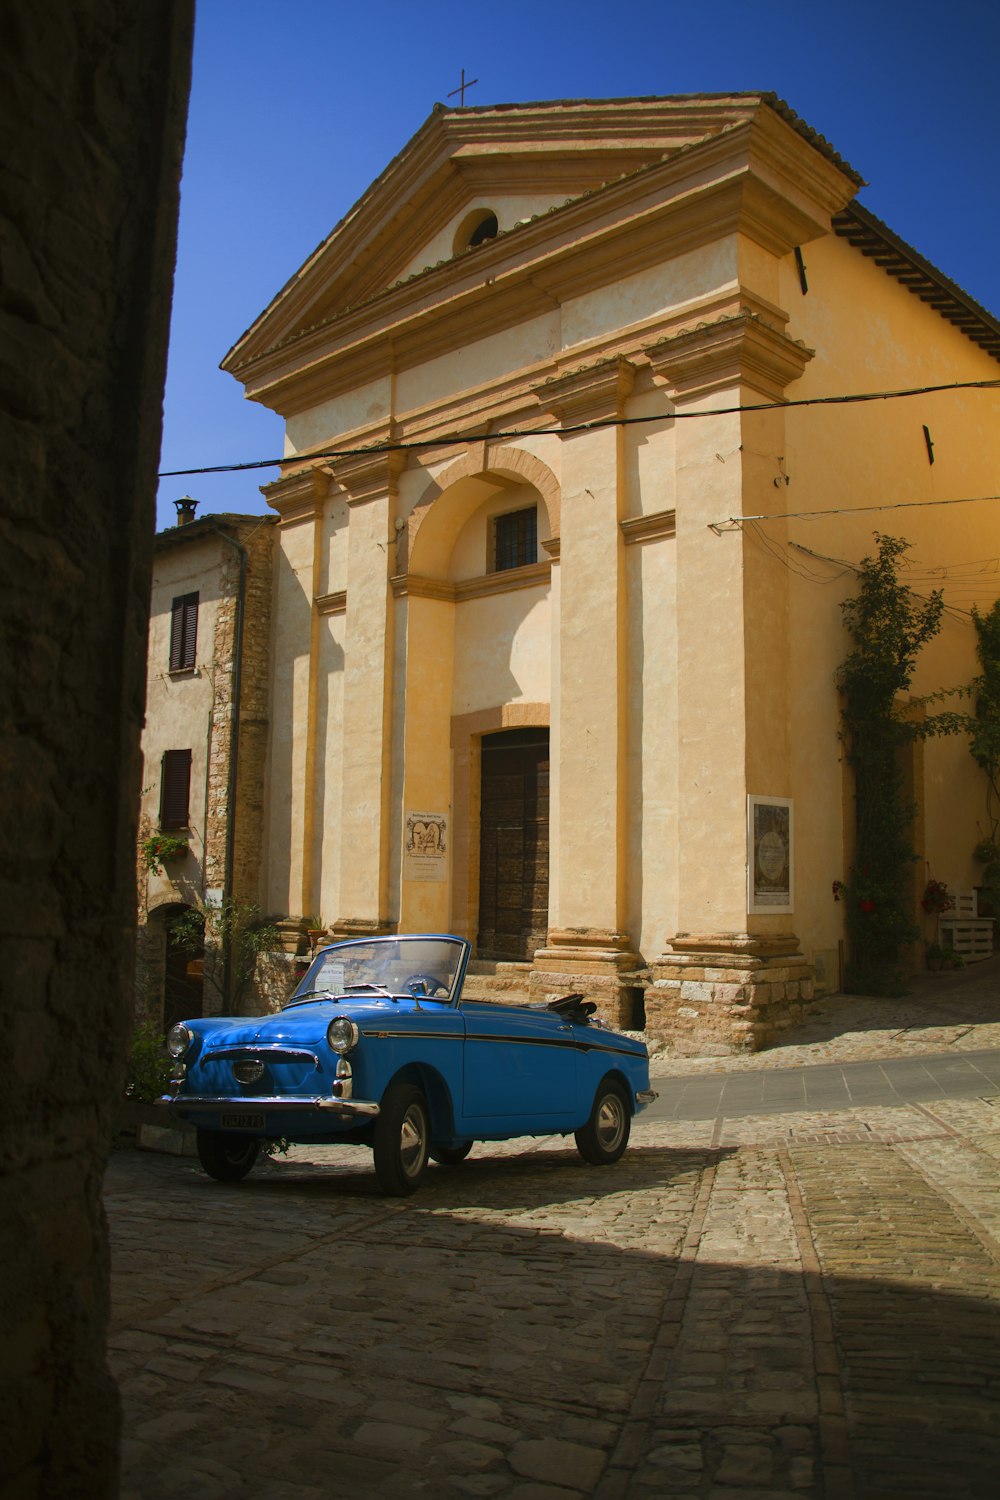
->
[709,492,1000,533]
[158,378,1000,480]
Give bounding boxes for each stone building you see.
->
[219,94,1000,1053]
[136,507,276,1026]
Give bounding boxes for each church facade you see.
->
[221,94,1000,1051]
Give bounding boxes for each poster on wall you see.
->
[748,796,793,914]
[403,811,448,883]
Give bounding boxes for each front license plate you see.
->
[220,1112,265,1130]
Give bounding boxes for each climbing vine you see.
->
[970,600,1000,906]
[836,534,963,993]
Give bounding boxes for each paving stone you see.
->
[108,971,1000,1500]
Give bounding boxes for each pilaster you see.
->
[325,446,405,934]
[645,312,816,1051]
[532,357,639,1017]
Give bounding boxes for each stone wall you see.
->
[0,5,193,1496]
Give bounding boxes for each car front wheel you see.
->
[373,1084,430,1195]
[575,1080,631,1165]
[196,1130,260,1183]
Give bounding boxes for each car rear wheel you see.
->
[196,1130,260,1183]
[574,1080,630,1165]
[373,1084,430,1195]
[429,1140,473,1166]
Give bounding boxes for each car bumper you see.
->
[158,1094,380,1121]
[636,1089,658,1106]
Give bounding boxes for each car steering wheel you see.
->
[405,973,450,998]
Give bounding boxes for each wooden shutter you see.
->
[159,749,192,829]
[169,592,199,670]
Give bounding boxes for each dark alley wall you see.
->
[0,3,193,1494]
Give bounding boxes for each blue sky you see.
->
[156,0,999,530]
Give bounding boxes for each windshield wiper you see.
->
[283,988,341,1008]
[343,983,396,999]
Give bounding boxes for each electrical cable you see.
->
[158,377,1000,479]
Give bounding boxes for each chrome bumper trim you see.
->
[636,1089,659,1105]
[158,1094,379,1119]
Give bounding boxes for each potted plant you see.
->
[973,838,1000,863]
[140,831,189,875]
[920,878,954,915]
[305,917,327,951]
[925,941,945,972]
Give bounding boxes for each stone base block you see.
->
[649,932,816,1054]
[530,929,646,1029]
[330,916,395,940]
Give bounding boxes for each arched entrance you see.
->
[477,727,550,960]
[162,905,205,1032]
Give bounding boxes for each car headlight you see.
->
[167,1023,193,1058]
[326,1017,359,1054]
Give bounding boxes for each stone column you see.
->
[529,357,643,1026]
[327,449,404,938]
[645,314,816,1053]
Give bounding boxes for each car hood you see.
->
[194,995,429,1049]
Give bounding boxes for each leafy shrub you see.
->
[125,1027,172,1104]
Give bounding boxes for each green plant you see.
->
[974,838,1000,863]
[170,898,281,1010]
[836,534,961,994]
[125,1027,172,1103]
[970,599,1000,850]
[140,832,189,874]
[925,941,944,961]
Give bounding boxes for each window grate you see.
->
[493,507,537,573]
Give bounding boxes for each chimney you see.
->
[174,496,199,525]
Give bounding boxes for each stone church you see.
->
[212,93,1000,1051]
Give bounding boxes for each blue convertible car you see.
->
[161,933,655,1195]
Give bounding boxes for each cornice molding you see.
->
[832,203,1000,365]
[315,590,347,616]
[645,311,813,401]
[391,559,551,602]
[325,446,406,505]
[620,509,676,545]
[537,355,637,424]
[261,467,329,524]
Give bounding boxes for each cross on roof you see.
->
[447,68,478,107]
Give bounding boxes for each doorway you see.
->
[163,906,205,1032]
[477,728,550,960]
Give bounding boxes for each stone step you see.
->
[462,958,533,1002]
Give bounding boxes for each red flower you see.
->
[859,898,876,913]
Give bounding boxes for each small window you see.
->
[468,212,498,247]
[169,592,199,671]
[492,507,537,573]
[160,749,192,830]
[454,208,499,255]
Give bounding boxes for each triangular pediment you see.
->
[223,94,826,376]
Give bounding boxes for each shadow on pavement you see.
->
[107,1142,1000,1498]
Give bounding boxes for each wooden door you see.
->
[477,729,549,960]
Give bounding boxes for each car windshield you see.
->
[287,936,466,1006]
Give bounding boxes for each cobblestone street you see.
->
[108,964,1000,1498]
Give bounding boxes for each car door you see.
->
[460,1001,580,1122]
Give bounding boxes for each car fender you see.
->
[381,1061,456,1141]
